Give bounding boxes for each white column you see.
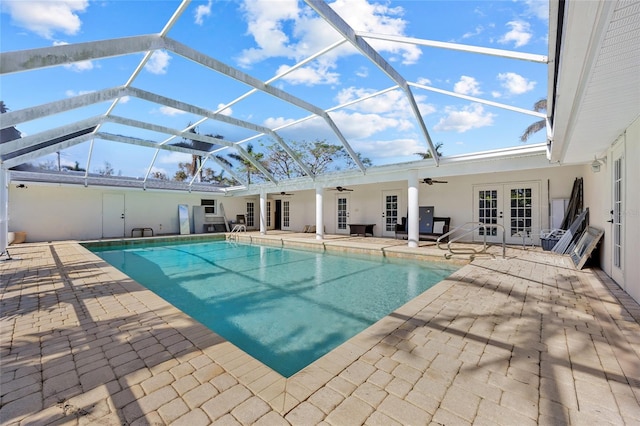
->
[407,169,420,248]
[0,165,9,256]
[315,186,324,240]
[259,190,267,235]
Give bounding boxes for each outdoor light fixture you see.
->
[15,184,27,189]
[591,156,606,173]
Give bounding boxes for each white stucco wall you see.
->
[7,185,249,242]
[583,115,640,303]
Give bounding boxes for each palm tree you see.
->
[520,99,547,142]
[415,142,444,159]
[227,143,264,184]
[172,125,223,182]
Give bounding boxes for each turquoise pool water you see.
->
[89,240,458,377]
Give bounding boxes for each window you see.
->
[283,201,290,228]
[478,190,498,236]
[201,199,216,214]
[385,194,398,232]
[337,197,348,230]
[509,188,532,237]
[246,202,254,227]
[267,201,271,228]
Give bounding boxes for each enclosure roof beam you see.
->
[305,0,440,166]
[2,133,95,169]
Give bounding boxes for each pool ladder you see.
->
[436,222,505,259]
[227,224,246,241]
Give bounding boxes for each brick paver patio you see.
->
[1,233,639,425]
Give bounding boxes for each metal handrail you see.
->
[227,224,246,240]
[436,222,505,259]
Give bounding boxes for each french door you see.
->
[473,182,540,245]
[381,190,400,237]
[336,194,350,234]
[611,142,624,284]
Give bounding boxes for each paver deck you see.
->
[1,232,639,425]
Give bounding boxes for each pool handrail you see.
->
[437,222,505,259]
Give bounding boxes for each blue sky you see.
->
[1,0,549,180]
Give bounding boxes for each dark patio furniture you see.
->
[348,224,376,237]
[395,217,450,242]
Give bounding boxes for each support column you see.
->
[0,165,9,257]
[407,169,420,248]
[315,186,324,240]
[259,190,267,235]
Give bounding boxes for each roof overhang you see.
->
[549,0,640,164]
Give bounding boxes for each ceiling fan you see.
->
[330,186,354,192]
[422,178,448,185]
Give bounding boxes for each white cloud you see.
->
[119,96,131,104]
[524,0,549,20]
[335,87,435,120]
[2,0,88,39]
[53,40,94,72]
[416,77,432,86]
[462,25,484,39]
[491,91,501,98]
[158,151,191,165]
[497,72,536,95]
[331,110,411,138]
[65,60,94,72]
[236,0,421,84]
[352,138,425,159]
[355,67,368,78]
[434,103,495,132]
[157,106,186,116]
[499,20,532,48]
[216,103,233,116]
[264,116,297,129]
[194,0,212,25]
[453,76,482,96]
[145,50,171,75]
[65,89,95,97]
[276,64,340,86]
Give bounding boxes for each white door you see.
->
[266,201,273,230]
[381,190,400,238]
[102,193,125,238]
[473,182,540,245]
[611,143,624,285]
[336,194,350,234]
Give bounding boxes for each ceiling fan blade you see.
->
[335,186,353,192]
[422,178,448,185]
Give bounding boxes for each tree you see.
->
[262,139,372,180]
[226,143,265,184]
[151,171,168,180]
[520,99,547,142]
[96,161,115,176]
[62,161,86,172]
[171,125,224,182]
[414,142,444,159]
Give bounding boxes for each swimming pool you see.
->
[89,240,458,377]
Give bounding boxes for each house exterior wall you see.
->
[10,159,637,304]
[313,165,583,240]
[7,185,248,242]
[583,115,640,303]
